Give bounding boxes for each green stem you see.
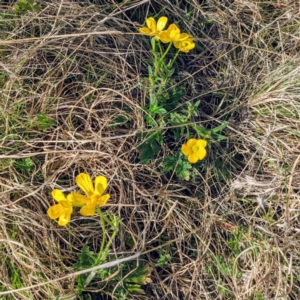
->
[83,227,119,289]
[103,227,119,256]
[97,208,107,261]
[160,41,173,65]
[83,208,120,289]
[149,41,173,105]
[158,41,163,57]
[169,49,181,69]
[149,38,158,104]
[152,42,174,100]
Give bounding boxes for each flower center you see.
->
[192,145,200,153]
[90,194,100,204]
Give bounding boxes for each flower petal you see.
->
[76,173,94,197]
[168,24,180,40]
[170,30,180,40]
[47,204,64,220]
[156,16,168,31]
[51,189,66,203]
[58,208,72,226]
[188,154,199,164]
[181,144,192,156]
[196,147,207,160]
[196,139,207,148]
[59,200,73,209]
[146,17,156,32]
[139,27,153,35]
[97,194,110,206]
[70,192,89,207]
[180,41,195,52]
[173,40,181,48]
[95,175,107,195]
[159,31,171,43]
[80,204,96,216]
[178,33,192,41]
[187,138,197,146]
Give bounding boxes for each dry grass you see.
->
[0,0,299,299]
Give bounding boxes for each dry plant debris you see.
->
[0,0,299,299]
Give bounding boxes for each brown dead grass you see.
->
[0,0,299,299]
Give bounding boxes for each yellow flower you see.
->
[174,34,195,52]
[47,190,73,226]
[71,173,110,216]
[181,138,207,163]
[159,23,183,43]
[139,16,168,37]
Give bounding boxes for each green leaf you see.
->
[126,283,145,295]
[33,113,56,131]
[149,101,166,115]
[164,154,192,180]
[73,245,96,271]
[125,264,152,285]
[73,245,98,295]
[211,133,227,141]
[176,160,192,181]
[193,125,209,137]
[164,88,184,111]
[155,252,171,267]
[137,134,161,163]
[167,67,175,76]
[168,112,186,125]
[13,0,41,13]
[211,122,228,133]
[13,157,34,174]
[194,100,201,107]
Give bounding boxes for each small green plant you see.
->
[155,249,172,267]
[250,290,266,300]
[13,157,34,174]
[137,130,163,163]
[163,152,192,180]
[30,113,56,131]
[13,0,41,14]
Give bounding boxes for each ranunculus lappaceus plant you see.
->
[138,16,228,179]
[47,173,149,298]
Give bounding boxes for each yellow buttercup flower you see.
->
[139,16,168,37]
[174,34,195,52]
[47,189,74,226]
[159,23,183,43]
[71,173,110,216]
[181,138,207,163]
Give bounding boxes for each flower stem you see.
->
[149,38,158,104]
[169,49,181,69]
[98,207,107,259]
[83,207,120,289]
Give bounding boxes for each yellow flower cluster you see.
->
[47,173,110,226]
[181,138,207,163]
[139,17,195,53]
